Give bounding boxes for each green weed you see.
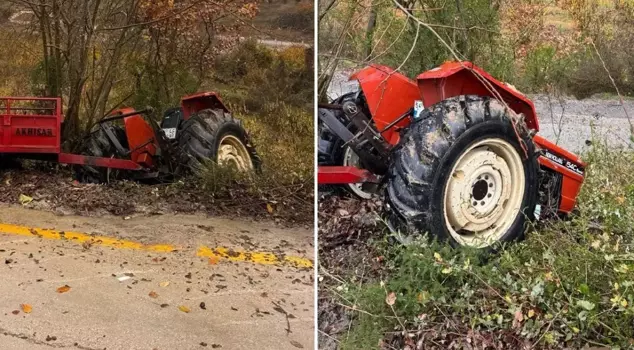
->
[337,142,634,349]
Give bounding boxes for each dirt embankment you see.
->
[0,166,313,227]
[318,195,385,350]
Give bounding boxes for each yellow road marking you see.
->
[0,223,176,252]
[0,223,312,268]
[197,246,313,268]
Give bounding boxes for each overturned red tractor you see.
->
[318,62,585,248]
[0,92,260,183]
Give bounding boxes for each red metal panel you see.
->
[123,115,157,168]
[0,97,62,154]
[350,65,421,145]
[533,135,585,213]
[58,153,143,170]
[180,92,229,120]
[533,135,585,168]
[318,166,379,184]
[417,61,540,131]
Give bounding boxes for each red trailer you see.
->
[0,93,260,182]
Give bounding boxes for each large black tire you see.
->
[75,125,129,183]
[385,95,539,248]
[177,108,261,172]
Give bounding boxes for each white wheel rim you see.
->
[217,135,254,172]
[443,138,525,247]
[343,146,373,199]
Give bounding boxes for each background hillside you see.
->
[318,0,634,101]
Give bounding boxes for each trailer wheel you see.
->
[385,95,539,248]
[177,109,261,172]
[75,126,129,183]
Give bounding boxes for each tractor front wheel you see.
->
[75,125,129,183]
[385,95,539,248]
[177,109,261,172]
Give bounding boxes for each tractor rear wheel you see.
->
[75,125,129,183]
[177,109,261,172]
[385,95,539,248]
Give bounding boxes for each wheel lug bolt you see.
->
[487,193,492,198]
[489,183,493,187]
[480,201,485,206]
[472,201,477,206]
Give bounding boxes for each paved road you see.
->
[0,205,314,350]
[328,70,633,153]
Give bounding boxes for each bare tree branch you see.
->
[590,39,633,137]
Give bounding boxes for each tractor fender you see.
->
[180,92,230,120]
[417,61,539,131]
[349,65,421,145]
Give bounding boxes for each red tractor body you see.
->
[318,61,585,217]
[0,92,256,181]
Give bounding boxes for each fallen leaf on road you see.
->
[20,304,32,313]
[208,256,219,265]
[178,305,191,313]
[159,281,170,287]
[200,302,206,310]
[19,194,33,205]
[56,285,71,293]
[266,203,274,213]
[148,291,158,299]
[290,340,303,348]
[11,310,19,315]
[386,292,396,306]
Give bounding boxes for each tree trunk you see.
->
[364,0,377,60]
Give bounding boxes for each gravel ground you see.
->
[531,94,633,152]
[327,70,634,153]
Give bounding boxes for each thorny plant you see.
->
[545,94,566,145]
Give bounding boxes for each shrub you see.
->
[277,2,314,32]
[213,40,313,111]
[519,44,572,93]
[337,142,634,349]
